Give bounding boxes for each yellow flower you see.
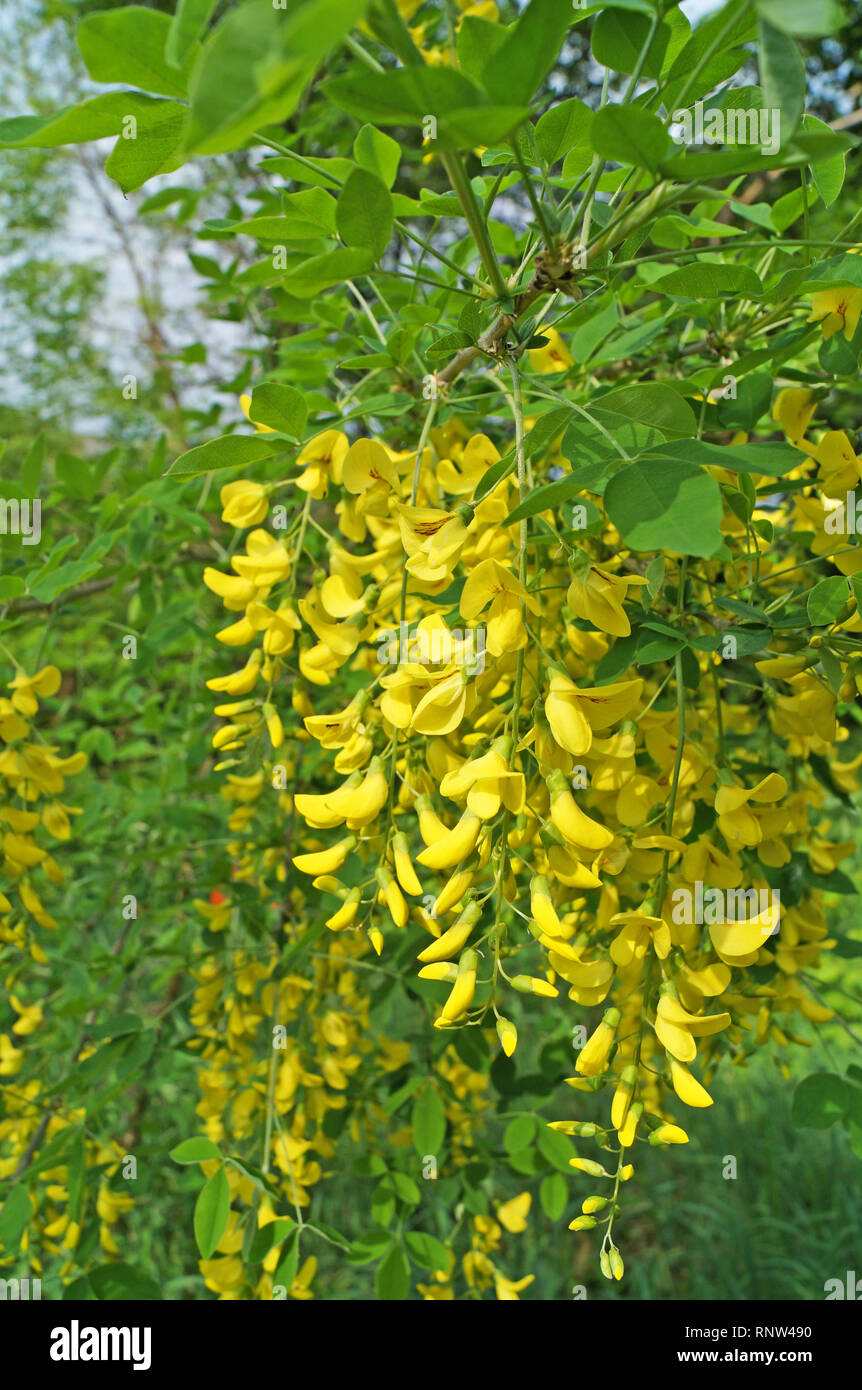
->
[773,387,816,445]
[654,994,730,1063]
[296,430,349,498]
[670,1060,713,1108]
[545,672,643,756]
[97,1187,136,1223]
[497,1191,531,1233]
[0,1033,24,1075]
[437,948,478,1021]
[567,566,648,637]
[230,529,291,586]
[8,665,61,717]
[528,326,573,374]
[342,437,399,495]
[289,1256,317,1301]
[575,1008,619,1076]
[437,434,501,495]
[714,772,787,847]
[219,480,268,528]
[807,284,862,341]
[460,559,537,657]
[439,739,525,820]
[10,993,43,1035]
[494,1270,534,1299]
[608,909,671,965]
[397,503,471,584]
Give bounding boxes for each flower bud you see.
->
[496,1016,518,1057]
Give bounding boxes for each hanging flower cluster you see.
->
[195,369,860,1293]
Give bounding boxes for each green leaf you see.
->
[536,1123,575,1172]
[272,1228,300,1289]
[659,138,844,183]
[336,168,393,259]
[349,1230,394,1266]
[247,1218,297,1265]
[646,554,666,599]
[247,383,307,439]
[456,16,509,85]
[280,246,375,297]
[791,1072,848,1129]
[77,7,197,99]
[105,110,187,193]
[819,647,844,696]
[89,1011,143,1040]
[166,0,218,67]
[592,10,670,79]
[645,437,800,477]
[308,1220,351,1252]
[755,0,843,37]
[807,576,848,626]
[354,1153,388,1177]
[574,0,657,14]
[376,1243,410,1300]
[166,432,284,478]
[170,1137,223,1164]
[716,371,773,430]
[595,383,696,438]
[0,1186,33,1253]
[534,98,593,168]
[55,452,96,500]
[539,1171,568,1221]
[325,65,481,123]
[386,1171,421,1206]
[354,124,400,188]
[88,1262,161,1301]
[505,471,593,525]
[324,67,529,151]
[663,2,756,107]
[184,0,369,156]
[561,409,665,471]
[258,152,355,190]
[504,1115,537,1152]
[0,93,186,150]
[480,0,574,106]
[382,1074,426,1117]
[804,253,862,292]
[210,195,337,243]
[27,560,102,604]
[653,262,764,299]
[194,1165,231,1259]
[758,18,805,140]
[638,631,686,664]
[590,104,672,172]
[604,459,723,557]
[404,1231,451,1272]
[425,330,473,362]
[412,1085,446,1157]
[803,114,846,207]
